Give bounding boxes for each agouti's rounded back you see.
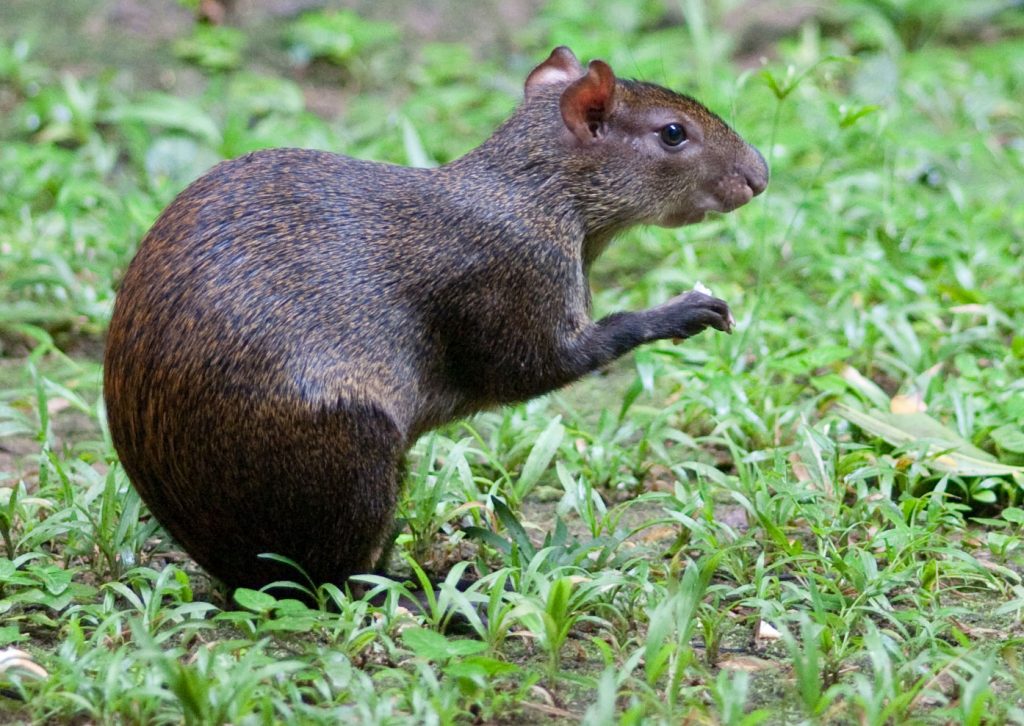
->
[103,46,767,591]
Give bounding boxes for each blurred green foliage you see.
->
[2,0,1024,722]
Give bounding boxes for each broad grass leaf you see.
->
[991,424,1024,454]
[403,626,486,661]
[227,73,304,116]
[770,345,852,375]
[33,564,72,596]
[445,656,518,680]
[106,93,221,147]
[1002,507,1024,525]
[515,417,565,498]
[836,404,1024,478]
[233,588,277,614]
[839,366,891,409]
[401,117,437,168]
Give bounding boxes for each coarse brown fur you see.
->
[103,47,768,591]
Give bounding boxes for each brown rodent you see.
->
[103,47,768,591]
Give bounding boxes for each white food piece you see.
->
[693,280,737,329]
[756,620,782,641]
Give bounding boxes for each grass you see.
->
[2,0,1024,722]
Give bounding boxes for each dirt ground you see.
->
[0,0,821,97]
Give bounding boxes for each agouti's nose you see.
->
[739,145,769,196]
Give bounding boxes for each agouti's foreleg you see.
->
[471,290,733,402]
[585,290,734,365]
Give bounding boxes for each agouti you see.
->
[103,47,768,591]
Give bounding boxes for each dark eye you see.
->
[659,123,687,147]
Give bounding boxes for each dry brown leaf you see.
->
[521,701,578,719]
[508,629,539,641]
[788,452,812,484]
[890,391,928,414]
[0,648,48,680]
[714,504,749,530]
[639,525,678,544]
[949,304,988,315]
[644,464,676,493]
[978,559,1011,573]
[950,618,1007,640]
[529,684,558,708]
[45,397,71,415]
[719,654,777,672]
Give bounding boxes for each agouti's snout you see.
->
[715,146,769,213]
[741,145,770,197]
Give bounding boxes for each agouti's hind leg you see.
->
[194,397,406,593]
[292,400,406,588]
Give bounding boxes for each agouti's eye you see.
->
[659,123,687,147]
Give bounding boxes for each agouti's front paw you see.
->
[660,290,734,338]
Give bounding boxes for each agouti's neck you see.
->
[441,104,632,266]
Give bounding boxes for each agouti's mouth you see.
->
[657,161,769,228]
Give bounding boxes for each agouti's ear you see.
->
[559,60,617,143]
[525,46,584,100]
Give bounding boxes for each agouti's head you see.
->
[522,47,768,231]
